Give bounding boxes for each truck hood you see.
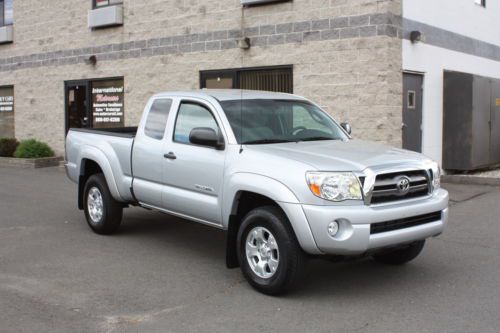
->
[246,139,431,172]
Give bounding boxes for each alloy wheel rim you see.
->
[87,187,104,223]
[245,226,280,279]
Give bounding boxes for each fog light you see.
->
[327,221,339,237]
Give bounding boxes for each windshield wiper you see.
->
[298,136,337,142]
[243,139,296,145]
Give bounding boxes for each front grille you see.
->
[370,211,442,234]
[370,170,430,204]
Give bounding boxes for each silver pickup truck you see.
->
[65,90,449,294]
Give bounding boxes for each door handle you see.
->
[164,152,177,160]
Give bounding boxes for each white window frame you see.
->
[93,0,123,9]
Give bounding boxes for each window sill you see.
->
[88,4,124,29]
[0,25,13,44]
[241,0,291,6]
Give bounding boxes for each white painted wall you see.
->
[404,0,500,45]
[403,0,500,165]
[403,41,500,164]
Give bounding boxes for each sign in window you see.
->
[91,79,124,129]
[0,86,14,137]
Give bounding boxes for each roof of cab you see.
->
[152,89,307,102]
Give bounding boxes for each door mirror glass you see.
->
[189,127,224,149]
[341,122,352,135]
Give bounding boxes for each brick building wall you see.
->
[0,0,402,154]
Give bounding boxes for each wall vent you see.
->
[0,25,13,44]
[88,5,124,29]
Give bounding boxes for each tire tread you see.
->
[83,173,122,235]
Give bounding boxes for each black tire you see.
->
[372,240,426,265]
[236,206,307,295]
[83,173,123,235]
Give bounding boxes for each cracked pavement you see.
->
[0,167,499,332]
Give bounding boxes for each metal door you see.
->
[161,99,226,226]
[403,73,423,152]
[491,80,500,164]
[472,76,491,167]
[132,98,174,208]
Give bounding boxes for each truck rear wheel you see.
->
[83,173,122,235]
[236,206,306,295]
[372,240,425,265]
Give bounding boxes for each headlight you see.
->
[306,172,363,202]
[431,163,441,190]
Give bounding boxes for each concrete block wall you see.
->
[0,0,402,154]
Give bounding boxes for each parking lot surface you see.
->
[0,167,499,333]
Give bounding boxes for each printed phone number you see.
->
[95,117,121,123]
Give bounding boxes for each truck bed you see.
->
[65,127,136,202]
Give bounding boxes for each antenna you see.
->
[239,6,245,154]
[239,94,243,154]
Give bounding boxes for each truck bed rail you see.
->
[69,127,137,138]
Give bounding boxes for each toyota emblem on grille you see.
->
[396,176,411,195]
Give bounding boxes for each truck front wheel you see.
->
[236,206,306,295]
[83,174,122,235]
[372,240,426,265]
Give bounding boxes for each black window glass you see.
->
[91,78,124,129]
[144,99,172,140]
[201,66,293,94]
[220,99,348,144]
[1,0,13,26]
[94,0,123,8]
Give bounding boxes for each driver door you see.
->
[161,100,226,225]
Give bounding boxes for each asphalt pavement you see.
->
[0,167,499,333]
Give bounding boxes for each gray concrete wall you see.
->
[0,0,402,154]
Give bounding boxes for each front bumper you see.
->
[298,188,449,255]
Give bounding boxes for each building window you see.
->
[474,0,486,7]
[91,78,125,129]
[93,0,123,9]
[65,78,125,133]
[407,91,416,109]
[0,0,13,27]
[0,85,15,138]
[200,66,293,94]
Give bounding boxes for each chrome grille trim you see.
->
[366,169,431,205]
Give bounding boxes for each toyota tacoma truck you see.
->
[65,90,449,295]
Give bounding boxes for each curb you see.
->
[442,175,500,186]
[0,156,64,169]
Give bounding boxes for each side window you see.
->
[174,102,219,144]
[144,99,172,140]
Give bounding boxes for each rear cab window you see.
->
[144,98,173,140]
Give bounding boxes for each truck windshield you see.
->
[220,99,348,144]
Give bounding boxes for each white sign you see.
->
[0,95,14,112]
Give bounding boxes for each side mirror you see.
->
[340,122,352,135]
[189,127,225,150]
